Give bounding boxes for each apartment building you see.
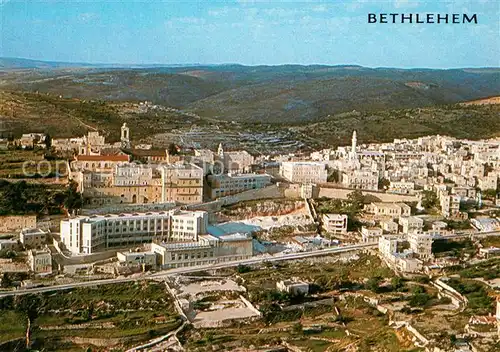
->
[19,133,46,149]
[399,216,424,234]
[20,228,48,249]
[440,194,461,218]
[342,170,378,191]
[408,232,434,260]
[380,220,399,234]
[478,174,498,191]
[206,173,272,199]
[388,181,415,194]
[160,163,204,204]
[322,214,348,234]
[171,211,208,241]
[152,233,253,269]
[27,248,52,274]
[378,235,403,257]
[60,210,208,254]
[361,226,383,243]
[451,186,477,200]
[378,235,423,273]
[223,150,255,173]
[280,162,328,184]
[366,202,411,219]
[0,239,18,251]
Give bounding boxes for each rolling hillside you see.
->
[295,104,500,146]
[0,90,215,141]
[0,59,499,124]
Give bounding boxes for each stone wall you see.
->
[405,323,430,346]
[0,215,37,233]
[219,184,284,206]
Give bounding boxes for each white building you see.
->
[366,202,411,219]
[114,163,153,187]
[378,235,402,257]
[20,228,48,249]
[117,251,157,267]
[395,257,423,273]
[478,174,498,191]
[471,218,500,232]
[408,232,434,260]
[152,233,253,269]
[0,239,18,251]
[171,211,209,241]
[342,170,378,191]
[361,226,383,243]
[380,220,399,234]
[206,173,272,199]
[322,214,348,234]
[300,183,315,199]
[399,216,424,234]
[223,150,255,173]
[160,163,204,204]
[388,181,415,194]
[27,248,52,274]
[276,279,309,296]
[440,194,461,218]
[280,162,328,184]
[60,210,208,254]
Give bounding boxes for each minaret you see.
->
[217,143,224,158]
[121,123,130,149]
[351,130,357,155]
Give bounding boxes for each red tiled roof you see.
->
[75,155,130,162]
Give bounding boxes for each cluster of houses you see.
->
[1,128,499,280]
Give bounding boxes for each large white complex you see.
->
[280,162,328,184]
[206,173,272,199]
[60,210,209,254]
[152,233,253,269]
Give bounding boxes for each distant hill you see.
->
[0,57,101,69]
[0,90,498,148]
[295,104,500,146]
[0,58,499,123]
[460,96,500,106]
[0,90,216,141]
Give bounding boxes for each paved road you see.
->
[0,243,376,298]
[440,230,500,240]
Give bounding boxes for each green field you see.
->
[0,281,181,351]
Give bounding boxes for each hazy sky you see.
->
[1,0,499,68]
